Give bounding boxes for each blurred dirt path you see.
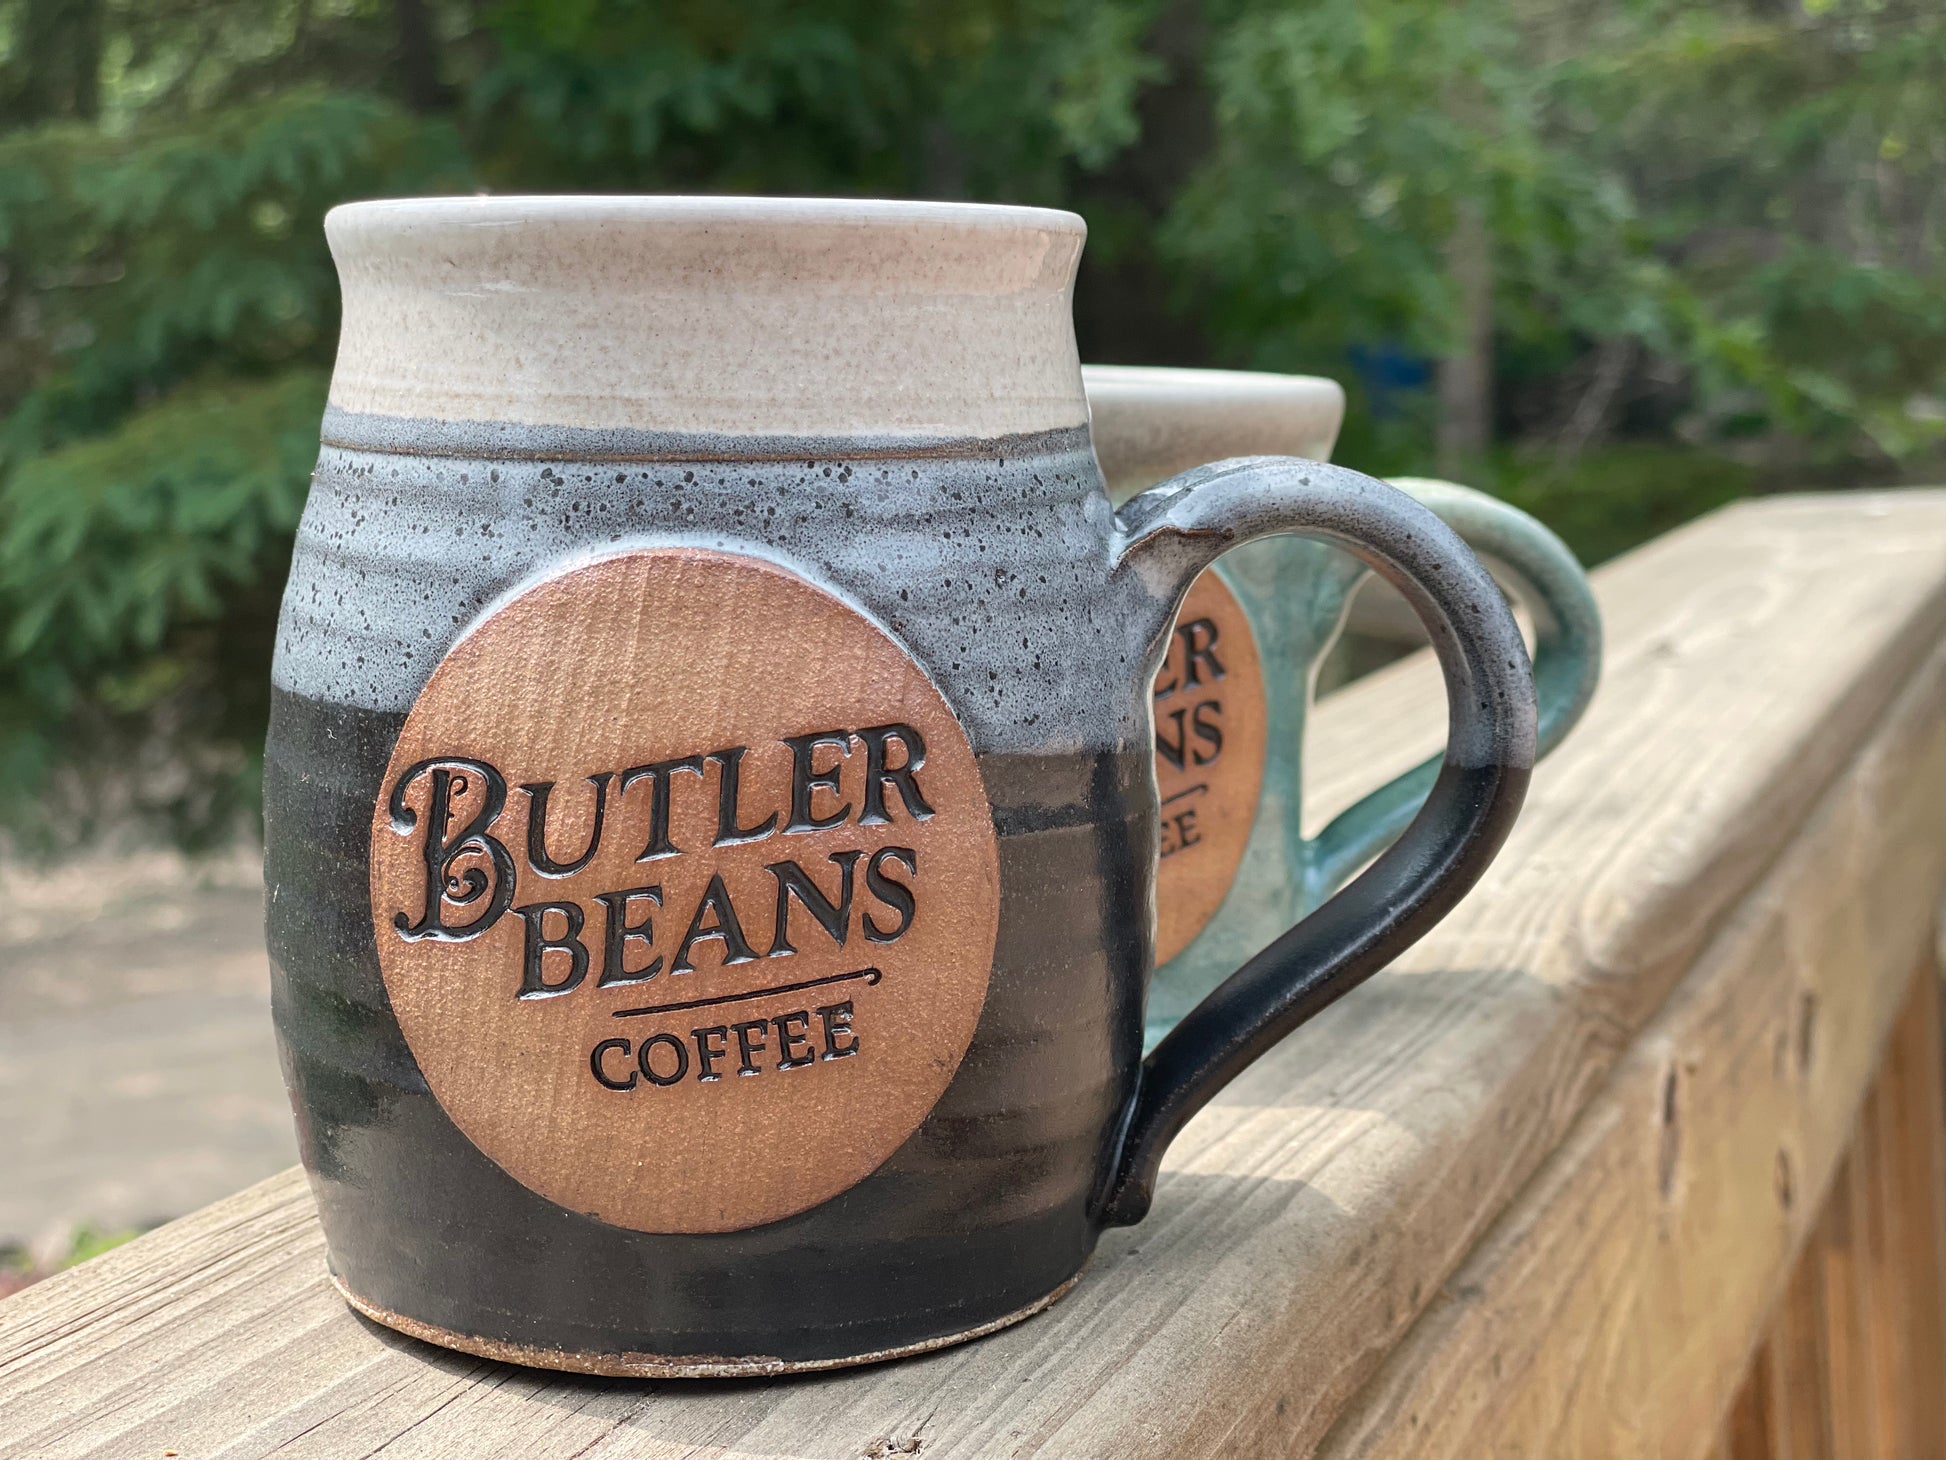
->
[0,848,294,1247]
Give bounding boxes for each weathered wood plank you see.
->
[1852,1066,1906,1459]
[1860,973,1938,1460]
[4,491,1946,1459]
[1764,1253,1835,1460]
[1817,962,1946,1460]
[1817,1149,1881,1459]
[1752,1340,1791,1460]
[1721,1354,1771,1460]
[1876,963,1946,1454]
[1708,964,1946,1460]
[1312,622,1946,1457]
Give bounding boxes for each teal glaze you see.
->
[1082,369,1602,1047]
[1140,481,1600,1043]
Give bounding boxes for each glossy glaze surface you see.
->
[269,425,1156,1361]
[1082,366,1600,1043]
[326,196,1089,438]
[269,198,1538,1372]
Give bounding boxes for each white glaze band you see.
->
[326,196,1090,439]
[1082,365,1345,499]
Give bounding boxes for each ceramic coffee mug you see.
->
[266,196,1536,1377]
[1085,366,1602,1041]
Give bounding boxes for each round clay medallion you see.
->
[369,548,1000,1234]
[1152,569,1268,964]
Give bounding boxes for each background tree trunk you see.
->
[1437,199,1495,475]
[5,0,102,125]
[393,0,446,114]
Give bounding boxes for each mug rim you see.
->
[326,193,1086,238]
[1081,363,1342,401]
[1083,365,1348,500]
[323,193,1091,439]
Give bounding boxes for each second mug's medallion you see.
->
[1152,569,1268,964]
[369,548,1000,1234]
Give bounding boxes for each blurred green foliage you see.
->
[0,0,1942,850]
[0,1223,142,1297]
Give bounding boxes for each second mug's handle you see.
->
[1099,457,1536,1226]
[1305,477,1602,895]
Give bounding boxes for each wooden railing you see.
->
[1707,969,1946,1460]
[4,491,1945,1459]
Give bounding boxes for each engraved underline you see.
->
[1161,784,1208,807]
[611,967,884,1020]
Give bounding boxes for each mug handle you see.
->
[1098,457,1536,1226]
[1304,477,1602,895]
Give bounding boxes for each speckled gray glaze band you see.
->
[266,194,1538,1374]
[276,421,1139,752]
[319,404,1095,465]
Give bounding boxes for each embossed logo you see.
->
[370,548,1000,1234]
[1152,569,1268,965]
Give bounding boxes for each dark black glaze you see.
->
[266,423,1535,1365]
[271,424,1158,1361]
[1096,456,1538,1224]
[268,689,1150,1358]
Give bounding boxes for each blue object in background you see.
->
[1347,342,1434,420]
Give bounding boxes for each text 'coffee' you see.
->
[368,549,1000,1234]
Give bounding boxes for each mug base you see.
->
[331,1269,1083,1378]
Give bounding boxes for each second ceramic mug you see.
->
[1085,366,1602,1042]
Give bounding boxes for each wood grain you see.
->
[1313,625,1946,1458]
[1700,964,1946,1460]
[1800,965,1946,1460]
[1872,965,1946,1454]
[4,491,1946,1458]
[1764,1251,1836,1460]
[1816,1150,1881,1458]
[1721,1352,1771,1460]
